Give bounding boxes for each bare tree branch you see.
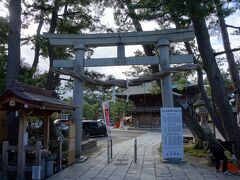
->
[214,47,240,56]
[226,24,240,30]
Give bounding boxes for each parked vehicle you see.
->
[54,119,69,130]
[97,119,105,123]
[82,120,107,137]
[97,118,114,126]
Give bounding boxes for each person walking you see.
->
[210,139,237,175]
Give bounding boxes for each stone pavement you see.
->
[47,132,239,180]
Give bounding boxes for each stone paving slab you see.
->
[47,132,239,180]
[81,167,104,178]
[125,173,140,180]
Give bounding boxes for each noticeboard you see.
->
[161,108,183,160]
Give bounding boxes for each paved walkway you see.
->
[47,132,239,180]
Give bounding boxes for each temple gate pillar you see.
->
[73,44,85,158]
[157,39,174,107]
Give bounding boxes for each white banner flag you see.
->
[112,86,116,103]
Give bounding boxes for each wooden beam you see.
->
[1,141,9,178]
[43,115,50,150]
[17,112,27,179]
[35,141,42,166]
[44,28,195,47]
[53,55,193,68]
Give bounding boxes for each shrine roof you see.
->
[0,80,74,111]
[116,82,198,97]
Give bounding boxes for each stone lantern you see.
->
[195,100,213,136]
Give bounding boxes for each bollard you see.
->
[110,137,113,159]
[107,137,110,163]
[134,138,137,163]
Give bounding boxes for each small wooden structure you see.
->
[0,80,74,179]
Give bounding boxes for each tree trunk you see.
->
[6,0,21,146]
[126,1,208,141]
[126,1,163,76]
[46,2,60,90]
[215,0,240,90]
[6,0,21,85]
[32,12,44,70]
[184,42,226,139]
[174,99,213,142]
[173,15,226,138]
[187,0,240,157]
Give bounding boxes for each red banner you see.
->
[102,101,110,134]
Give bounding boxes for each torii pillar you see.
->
[158,39,174,107]
[73,44,85,158]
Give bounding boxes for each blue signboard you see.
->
[161,108,183,160]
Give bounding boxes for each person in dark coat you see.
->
[210,139,237,175]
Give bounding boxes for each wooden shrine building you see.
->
[117,82,199,128]
[0,80,74,179]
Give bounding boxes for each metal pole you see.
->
[134,138,137,163]
[107,137,110,163]
[110,137,113,159]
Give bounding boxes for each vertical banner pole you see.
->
[110,137,113,159]
[107,137,110,163]
[134,138,137,163]
[103,101,112,162]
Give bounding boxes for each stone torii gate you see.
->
[45,28,195,160]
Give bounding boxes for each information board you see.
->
[161,108,183,160]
